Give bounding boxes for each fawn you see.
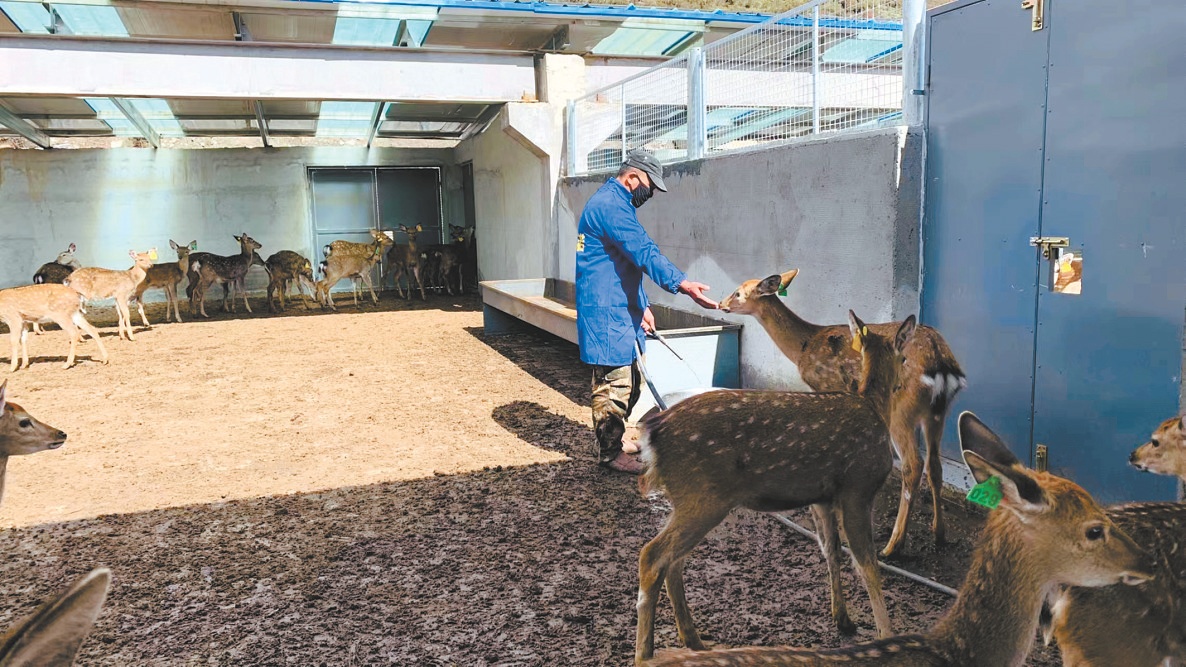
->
[264,250,316,312]
[644,411,1152,667]
[719,270,965,557]
[316,229,393,310]
[63,250,155,342]
[634,310,916,664]
[0,568,111,666]
[188,234,262,318]
[0,379,67,507]
[0,284,109,371]
[133,239,195,326]
[387,224,427,301]
[1042,415,1186,666]
[421,225,470,295]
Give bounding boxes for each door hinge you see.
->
[1021,0,1045,31]
[1029,236,1069,259]
[1035,444,1049,472]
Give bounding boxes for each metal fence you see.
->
[567,0,907,175]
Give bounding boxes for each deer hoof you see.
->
[835,612,857,635]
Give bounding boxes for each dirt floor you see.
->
[0,290,1059,665]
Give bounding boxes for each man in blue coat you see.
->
[576,149,717,473]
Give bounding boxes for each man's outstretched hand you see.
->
[679,280,718,310]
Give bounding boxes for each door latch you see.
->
[1021,0,1045,31]
[1029,236,1069,259]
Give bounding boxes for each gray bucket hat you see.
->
[622,148,668,192]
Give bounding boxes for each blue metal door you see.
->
[921,0,1050,461]
[1030,0,1186,502]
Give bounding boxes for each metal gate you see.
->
[923,0,1186,502]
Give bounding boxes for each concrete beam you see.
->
[0,34,538,103]
[500,103,557,158]
[0,103,51,148]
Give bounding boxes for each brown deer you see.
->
[264,250,316,312]
[387,224,427,302]
[1040,415,1186,666]
[0,284,109,372]
[0,567,111,665]
[643,411,1153,667]
[424,225,471,296]
[30,243,82,335]
[316,229,394,310]
[0,379,67,507]
[719,270,965,557]
[62,250,155,342]
[189,233,262,318]
[132,239,195,326]
[634,310,915,664]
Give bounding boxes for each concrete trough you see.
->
[480,278,741,420]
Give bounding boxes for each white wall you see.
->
[0,146,461,298]
[556,127,923,389]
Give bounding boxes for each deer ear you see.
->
[68,243,76,253]
[169,240,179,251]
[189,241,197,250]
[755,275,782,297]
[0,568,111,666]
[959,412,1047,513]
[779,269,798,290]
[848,310,869,353]
[894,315,917,353]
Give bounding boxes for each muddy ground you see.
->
[0,290,1058,665]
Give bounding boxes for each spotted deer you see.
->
[264,250,316,312]
[387,224,427,302]
[132,239,195,326]
[719,270,966,557]
[188,233,262,318]
[62,250,155,342]
[316,229,394,310]
[0,284,108,371]
[634,310,917,665]
[0,380,67,507]
[1041,415,1186,667]
[643,412,1153,667]
[30,244,82,335]
[0,567,111,665]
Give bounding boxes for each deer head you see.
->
[719,269,798,314]
[1129,415,1186,480]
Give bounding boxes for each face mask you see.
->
[630,181,653,209]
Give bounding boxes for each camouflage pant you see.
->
[590,361,642,464]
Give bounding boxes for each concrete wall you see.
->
[556,127,923,389]
[0,146,461,299]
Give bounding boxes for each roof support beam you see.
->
[0,34,538,102]
[109,97,160,147]
[0,103,51,148]
[366,102,388,148]
[253,100,270,147]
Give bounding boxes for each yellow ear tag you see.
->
[416,225,423,232]
[148,249,159,261]
[851,326,868,353]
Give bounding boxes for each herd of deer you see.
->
[0,260,1181,665]
[0,225,476,373]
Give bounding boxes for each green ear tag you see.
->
[777,286,787,297]
[966,476,1003,509]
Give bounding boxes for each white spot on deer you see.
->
[689,433,700,442]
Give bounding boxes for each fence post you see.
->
[902,0,926,125]
[566,100,577,176]
[811,5,821,134]
[687,46,707,160]
[620,83,628,163]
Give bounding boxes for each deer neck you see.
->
[929,512,1047,667]
[749,297,824,366]
[177,254,190,275]
[0,456,7,507]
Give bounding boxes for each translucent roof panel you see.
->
[0,2,51,33]
[128,98,185,136]
[593,27,695,56]
[239,12,335,43]
[83,98,139,137]
[331,16,400,46]
[314,101,377,138]
[821,30,903,64]
[53,4,129,37]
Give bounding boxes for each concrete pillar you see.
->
[902,0,926,126]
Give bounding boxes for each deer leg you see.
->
[664,557,707,651]
[71,311,108,365]
[47,314,79,369]
[415,265,426,301]
[882,414,923,558]
[117,300,134,342]
[922,410,950,546]
[32,321,42,335]
[135,286,151,328]
[359,271,377,305]
[268,279,278,313]
[636,505,729,665]
[241,278,252,313]
[10,325,24,371]
[197,280,211,318]
[838,493,893,638]
[168,284,182,323]
[811,503,856,635]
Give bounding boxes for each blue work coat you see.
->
[575,180,686,367]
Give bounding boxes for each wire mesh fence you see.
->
[568,0,907,175]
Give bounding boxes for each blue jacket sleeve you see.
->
[605,211,687,294]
